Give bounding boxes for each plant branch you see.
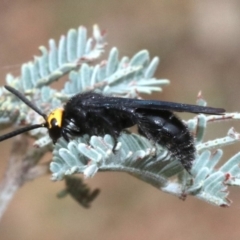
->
[0,135,47,219]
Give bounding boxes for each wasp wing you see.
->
[79,94,225,115]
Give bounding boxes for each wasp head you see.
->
[46,108,64,144]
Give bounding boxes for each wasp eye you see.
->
[51,118,58,128]
[48,118,62,144]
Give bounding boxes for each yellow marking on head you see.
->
[47,108,64,129]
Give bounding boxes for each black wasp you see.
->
[0,85,225,172]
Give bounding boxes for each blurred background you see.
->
[0,0,240,240]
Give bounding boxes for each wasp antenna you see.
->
[4,85,47,119]
[0,124,44,142]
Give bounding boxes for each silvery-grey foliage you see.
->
[0,25,240,207]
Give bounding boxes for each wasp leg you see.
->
[95,114,120,151]
[61,128,70,142]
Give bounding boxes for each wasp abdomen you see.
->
[135,110,195,172]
